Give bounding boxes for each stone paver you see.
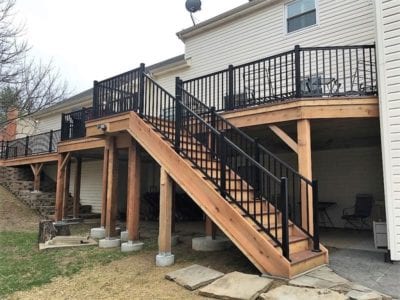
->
[346,290,384,300]
[165,264,224,290]
[198,271,273,300]
[259,285,347,300]
[289,266,349,289]
[306,266,349,284]
[289,274,339,289]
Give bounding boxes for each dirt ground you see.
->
[7,222,257,300]
[1,185,257,299]
[0,185,39,232]
[8,252,206,300]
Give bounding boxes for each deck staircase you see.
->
[2,45,380,277]
[87,71,328,278]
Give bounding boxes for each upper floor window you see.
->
[286,0,317,33]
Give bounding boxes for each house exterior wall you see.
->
[155,0,376,94]
[375,0,400,260]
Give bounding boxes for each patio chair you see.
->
[350,60,377,95]
[342,194,374,229]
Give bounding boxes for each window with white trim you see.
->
[286,0,317,33]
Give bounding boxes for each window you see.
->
[286,0,317,33]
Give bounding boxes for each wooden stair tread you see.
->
[102,110,327,277]
[253,222,294,230]
[270,235,308,246]
[290,249,325,265]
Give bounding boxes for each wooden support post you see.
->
[297,119,313,233]
[73,157,82,219]
[105,136,119,238]
[126,139,141,241]
[55,154,66,222]
[62,159,71,219]
[159,167,173,254]
[30,163,44,192]
[205,215,217,240]
[100,138,110,228]
[171,182,176,234]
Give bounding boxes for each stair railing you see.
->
[177,78,320,251]
[138,73,291,259]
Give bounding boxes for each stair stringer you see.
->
[124,112,291,278]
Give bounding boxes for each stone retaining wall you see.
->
[0,166,63,218]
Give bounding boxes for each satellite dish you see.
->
[185,0,201,25]
[185,0,202,13]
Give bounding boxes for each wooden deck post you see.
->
[297,119,314,233]
[126,139,141,241]
[171,182,176,234]
[159,167,173,254]
[62,159,71,219]
[100,138,110,228]
[30,163,44,192]
[55,154,66,221]
[73,157,82,219]
[105,136,119,238]
[205,215,217,240]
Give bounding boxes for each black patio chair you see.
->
[342,194,374,229]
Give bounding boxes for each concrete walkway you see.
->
[329,247,400,298]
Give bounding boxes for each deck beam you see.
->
[222,97,379,128]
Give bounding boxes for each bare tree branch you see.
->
[0,0,69,134]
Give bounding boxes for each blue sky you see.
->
[15,0,247,94]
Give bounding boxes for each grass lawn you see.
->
[0,186,256,299]
[0,230,142,297]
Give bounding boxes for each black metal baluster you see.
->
[295,45,301,98]
[281,177,290,260]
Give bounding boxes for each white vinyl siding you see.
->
[43,160,103,213]
[376,0,400,260]
[155,0,375,94]
[34,98,92,134]
[36,114,62,134]
[78,160,103,213]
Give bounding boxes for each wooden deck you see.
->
[221,97,379,128]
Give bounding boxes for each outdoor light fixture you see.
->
[97,124,107,131]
